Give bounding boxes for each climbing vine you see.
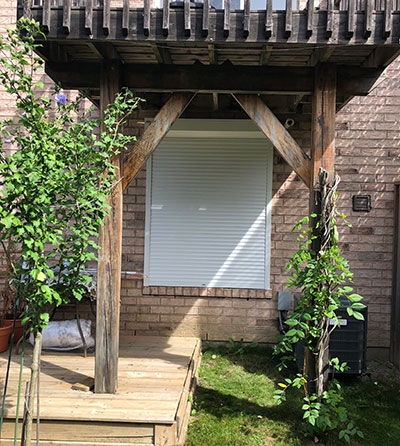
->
[274,169,365,443]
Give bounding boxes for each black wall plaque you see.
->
[352,195,372,212]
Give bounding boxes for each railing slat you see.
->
[224,0,230,36]
[326,0,333,38]
[162,0,169,36]
[348,0,355,37]
[243,0,250,37]
[63,0,71,34]
[103,0,110,34]
[202,0,209,36]
[184,0,191,36]
[385,0,393,36]
[265,0,272,37]
[43,0,51,32]
[365,0,373,37]
[285,0,292,36]
[85,0,93,35]
[23,0,32,18]
[144,0,150,36]
[122,0,130,35]
[307,0,314,37]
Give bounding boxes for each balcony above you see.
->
[17,1,400,113]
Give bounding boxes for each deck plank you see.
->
[0,337,200,428]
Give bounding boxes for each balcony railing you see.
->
[19,0,400,42]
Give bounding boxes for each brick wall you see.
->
[1,5,400,356]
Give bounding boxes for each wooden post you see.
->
[311,63,336,187]
[95,60,122,394]
[306,63,337,395]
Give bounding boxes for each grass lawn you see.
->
[186,344,400,446]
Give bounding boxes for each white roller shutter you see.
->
[144,120,273,289]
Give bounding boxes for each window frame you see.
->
[144,119,273,289]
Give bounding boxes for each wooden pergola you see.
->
[19,0,400,393]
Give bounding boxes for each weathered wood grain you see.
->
[347,0,355,37]
[364,0,373,37]
[122,93,195,190]
[95,60,122,394]
[285,0,292,36]
[224,0,230,36]
[42,0,51,32]
[63,0,71,34]
[85,0,93,35]
[184,0,191,36]
[307,0,314,36]
[144,0,150,36]
[122,0,130,35]
[326,0,333,38]
[45,61,383,99]
[311,63,336,185]
[103,0,111,34]
[244,0,250,37]
[203,0,209,35]
[265,0,272,37]
[385,0,393,37]
[232,94,311,187]
[163,0,170,35]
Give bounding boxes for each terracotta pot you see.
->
[5,318,24,344]
[0,320,13,353]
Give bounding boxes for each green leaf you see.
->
[352,311,365,321]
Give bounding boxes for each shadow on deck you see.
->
[0,336,201,446]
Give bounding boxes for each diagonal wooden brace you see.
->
[232,93,311,188]
[123,92,196,191]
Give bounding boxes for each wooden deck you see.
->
[0,336,201,446]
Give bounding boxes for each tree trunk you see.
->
[23,329,42,446]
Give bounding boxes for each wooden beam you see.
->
[151,43,172,64]
[260,44,272,65]
[212,92,219,111]
[95,60,122,394]
[208,44,216,65]
[311,63,336,185]
[122,93,196,190]
[45,62,383,99]
[232,94,311,187]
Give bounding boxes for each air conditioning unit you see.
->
[293,302,368,375]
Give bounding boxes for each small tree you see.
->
[0,19,140,445]
[274,169,365,443]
